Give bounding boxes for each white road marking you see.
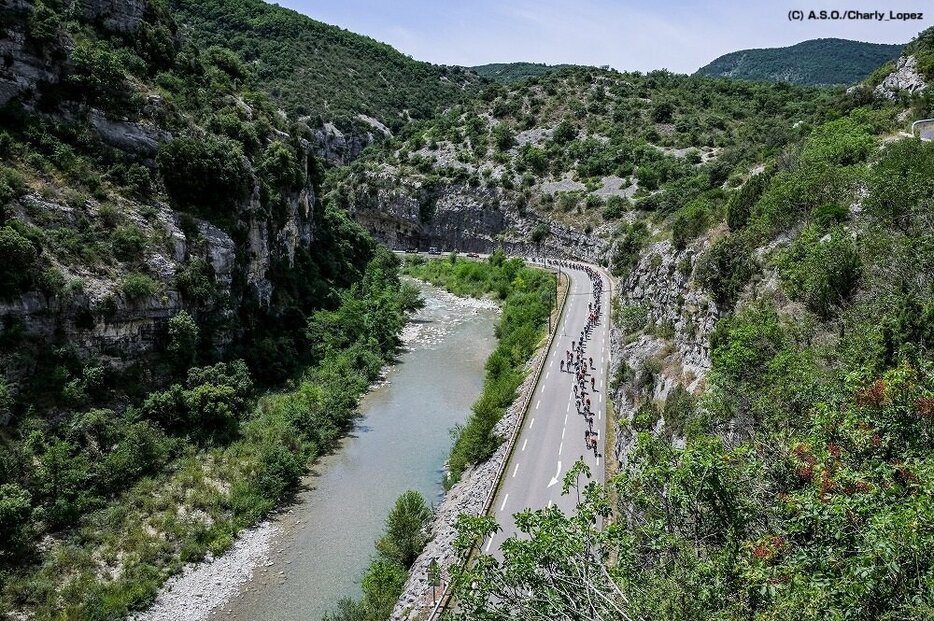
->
[536,399,541,410]
[500,494,509,512]
[530,417,535,428]
[512,463,520,478]
[564,413,568,424]
[562,426,566,439]
[522,438,528,451]
[547,461,563,487]
[567,401,570,412]
[559,441,564,455]
[485,537,493,552]
[545,371,550,380]
[548,499,553,508]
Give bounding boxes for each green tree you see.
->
[157,136,248,214]
[375,490,432,568]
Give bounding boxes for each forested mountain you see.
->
[471,62,582,83]
[696,38,904,86]
[168,0,480,129]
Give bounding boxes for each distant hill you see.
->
[471,62,583,83]
[170,0,479,130]
[695,38,904,86]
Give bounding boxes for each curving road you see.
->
[483,261,610,556]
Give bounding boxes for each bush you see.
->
[0,483,33,563]
[776,225,861,318]
[174,258,217,304]
[696,234,756,310]
[726,171,770,231]
[0,225,38,296]
[121,272,161,300]
[111,225,147,261]
[167,310,199,368]
[157,136,248,215]
[375,490,432,568]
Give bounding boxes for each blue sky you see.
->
[268,0,931,73]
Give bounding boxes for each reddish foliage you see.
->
[856,379,887,407]
[827,443,842,459]
[914,397,934,418]
[871,434,882,448]
[894,462,919,486]
[820,469,835,498]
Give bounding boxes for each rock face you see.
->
[310,122,376,166]
[75,0,147,33]
[351,178,608,261]
[0,4,64,106]
[874,55,928,99]
[0,151,317,385]
[607,236,719,464]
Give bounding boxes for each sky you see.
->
[268,0,932,74]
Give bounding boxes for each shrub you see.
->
[174,258,217,304]
[776,225,861,318]
[0,226,38,296]
[167,310,199,367]
[726,171,770,231]
[375,490,432,568]
[0,483,33,563]
[121,272,161,300]
[696,234,756,310]
[157,136,248,215]
[111,225,147,261]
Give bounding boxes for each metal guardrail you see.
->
[911,119,934,141]
[425,259,572,621]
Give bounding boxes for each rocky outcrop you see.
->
[607,236,719,463]
[0,141,317,386]
[87,108,172,159]
[0,6,65,106]
[309,122,376,166]
[351,177,608,262]
[74,0,147,34]
[874,55,927,99]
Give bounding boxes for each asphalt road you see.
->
[483,261,610,556]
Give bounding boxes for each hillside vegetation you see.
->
[443,29,934,621]
[471,62,583,83]
[696,38,904,86]
[169,0,479,128]
[0,0,423,617]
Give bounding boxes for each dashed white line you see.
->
[559,441,564,455]
[522,438,528,451]
[561,426,566,439]
[500,494,509,512]
[485,537,493,552]
[512,463,520,478]
[564,413,568,424]
[530,417,535,428]
[545,371,550,380]
[536,399,541,410]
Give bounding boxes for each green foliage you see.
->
[726,171,770,231]
[671,199,715,250]
[695,38,904,86]
[0,226,38,297]
[166,310,198,368]
[157,136,248,216]
[174,258,217,304]
[169,0,477,123]
[375,490,433,568]
[471,62,579,84]
[110,225,146,261]
[610,221,649,279]
[120,272,161,300]
[861,138,934,233]
[696,234,756,310]
[0,483,33,563]
[776,225,861,318]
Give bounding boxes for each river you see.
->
[210,281,498,621]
